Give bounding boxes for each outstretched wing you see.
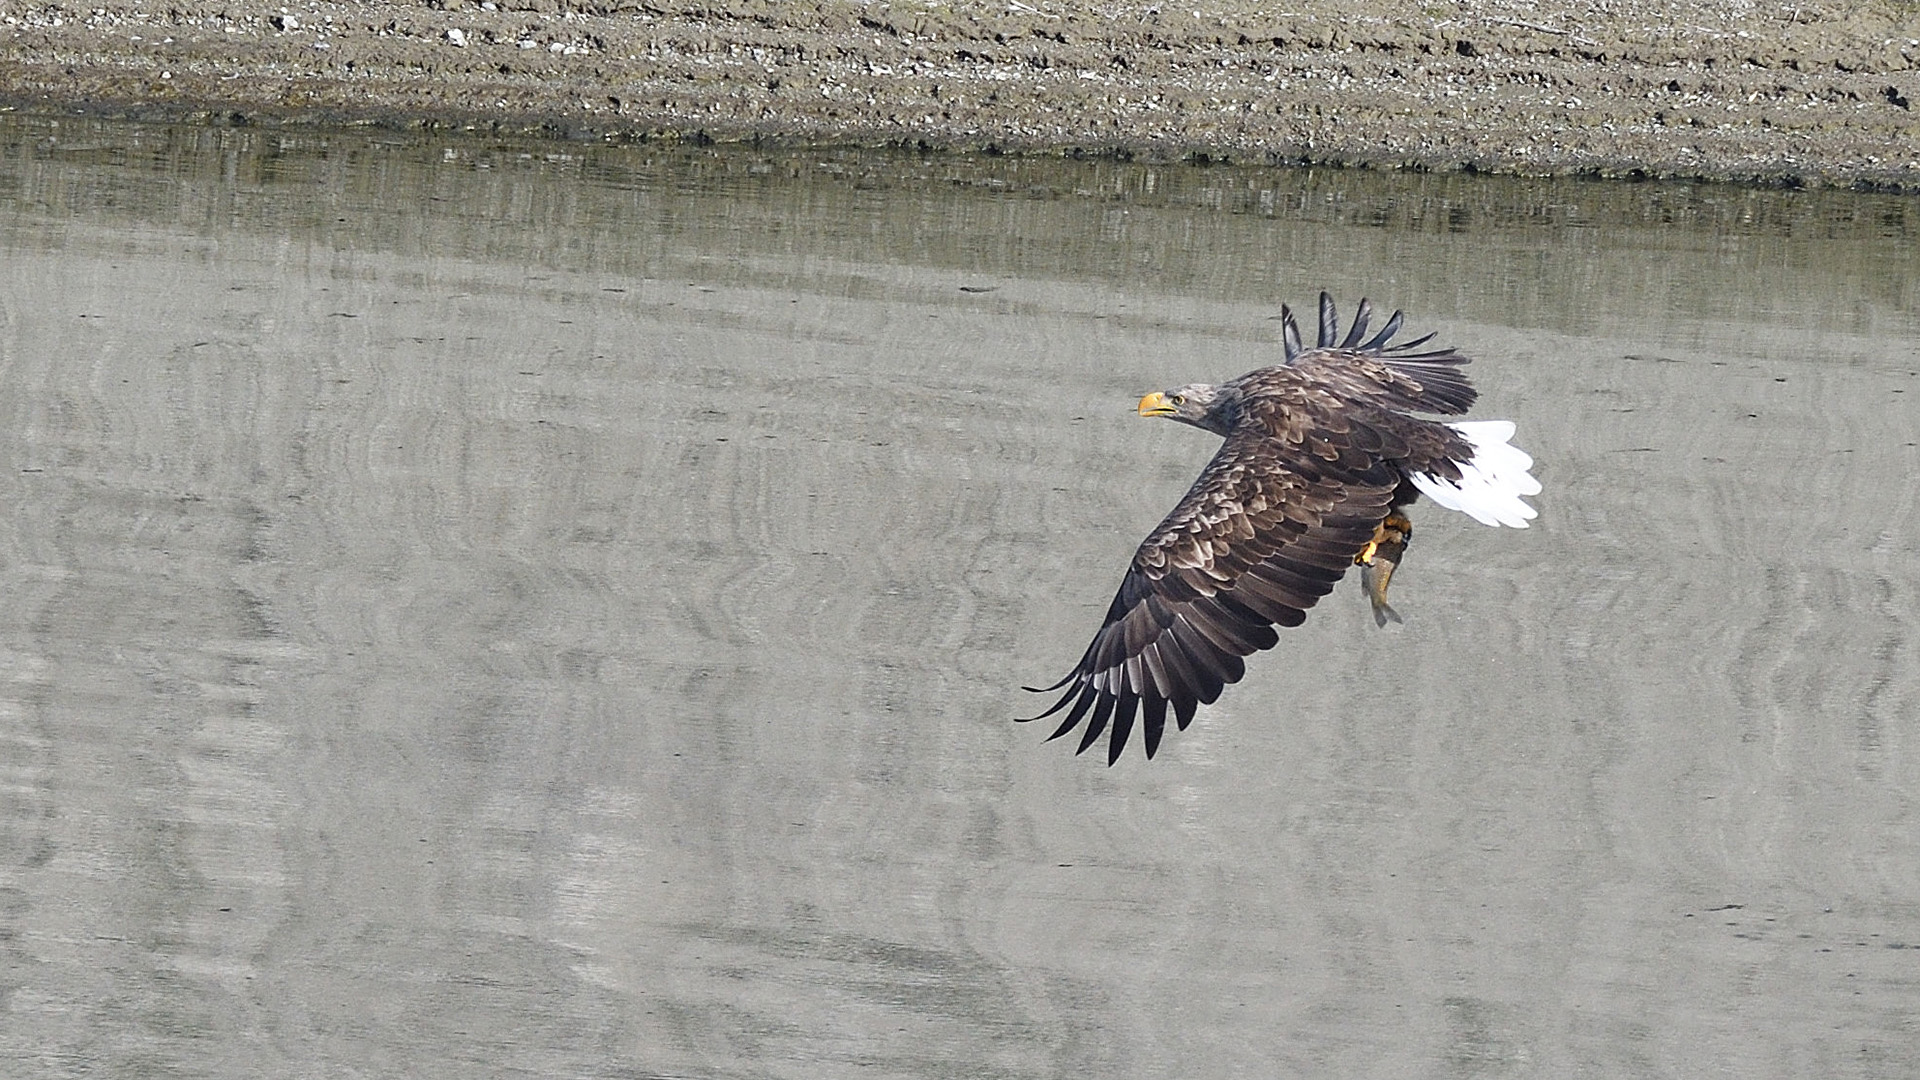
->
[1022,425,1401,764]
[1278,292,1477,417]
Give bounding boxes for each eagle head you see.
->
[1138,383,1238,436]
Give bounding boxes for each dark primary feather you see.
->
[1023,294,1478,764]
[1282,295,1476,417]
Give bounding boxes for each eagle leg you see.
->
[1354,513,1412,567]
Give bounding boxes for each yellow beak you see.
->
[1138,391,1176,417]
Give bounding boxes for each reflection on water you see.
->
[0,114,1916,1078]
[6,117,1915,332]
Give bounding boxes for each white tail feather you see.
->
[1409,420,1541,528]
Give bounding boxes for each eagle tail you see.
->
[1409,420,1542,528]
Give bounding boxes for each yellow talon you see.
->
[1355,539,1379,566]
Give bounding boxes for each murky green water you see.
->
[1,115,1916,1078]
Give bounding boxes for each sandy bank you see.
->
[2,0,1916,188]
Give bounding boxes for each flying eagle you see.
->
[1022,294,1540,764]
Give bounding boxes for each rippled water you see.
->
[1,115,1917,1078]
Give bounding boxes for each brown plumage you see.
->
[1022,293,1531,764]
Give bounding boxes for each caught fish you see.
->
[1356,514,1412,627]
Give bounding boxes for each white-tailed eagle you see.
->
[1022,294,1540,764]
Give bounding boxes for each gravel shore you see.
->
[2,0,1917,188]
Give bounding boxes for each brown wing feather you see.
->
[1225,365,1475,482]
[1022,422,1399,764]
[1277,293,1477,417]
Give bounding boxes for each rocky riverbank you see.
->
[1,0,1916,188]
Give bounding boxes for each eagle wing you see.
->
[1279,292,1477,417]
[1022,422,1402,764]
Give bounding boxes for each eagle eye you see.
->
[1170,394,1186,406]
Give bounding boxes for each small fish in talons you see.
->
[1356,514,1412,627]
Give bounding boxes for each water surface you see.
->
[1,117,1917,1078]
